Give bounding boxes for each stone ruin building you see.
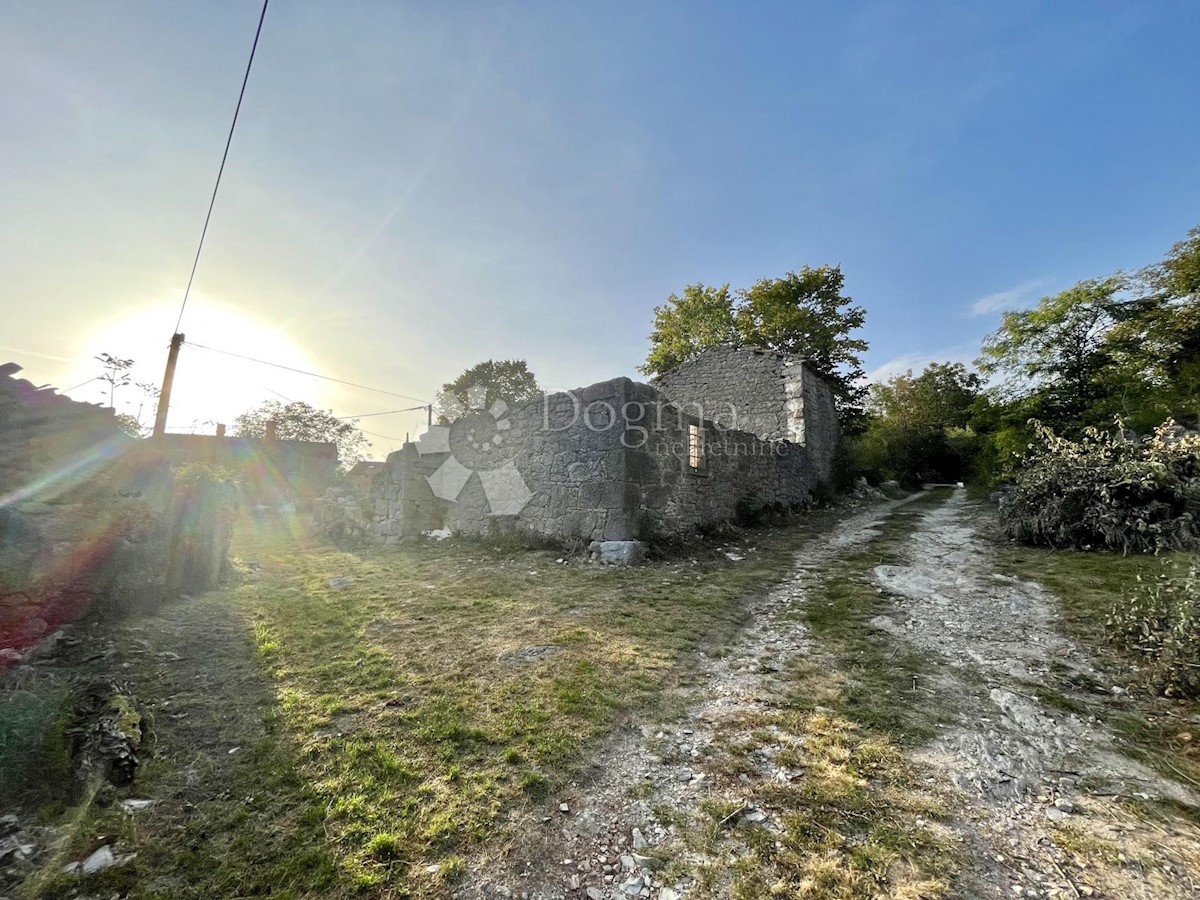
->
[321,346,840,554]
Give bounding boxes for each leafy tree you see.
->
[978,277,1125,429]
[641,283,738,376]
[854,362,984,485]
[641,266,868,416]
[1108,227,1200,426]
[867,362,981,430]
[95,352,134,409]
[735,266,868,406]
[435,359,540,423]
[232,400,368,470]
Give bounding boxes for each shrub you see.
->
[1000,420,1200,552]
[1107,561,1200,698]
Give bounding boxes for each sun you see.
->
[66,295,322,433]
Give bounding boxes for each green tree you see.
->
[735,266,868,405]
[641,266,868,416]
[867,362,981,430]
[855,362,985,485]
[978,277,1125,429]
[232,400,368,470]
[641,283,738,376]
[1108,227,1200,426]
[436,359,540,423]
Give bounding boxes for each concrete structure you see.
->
[319,347,841,549]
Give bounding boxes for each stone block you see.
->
[587,540,646,566]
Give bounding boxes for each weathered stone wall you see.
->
[654,345,794,440]
[623,382,810,538]
[653,345,840,483]
[794,365,840,483]
[335,375,815,547]
[1,364,234,658]
[349,379,634,545]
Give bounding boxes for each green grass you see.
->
[15,509,831,900]
[997,539,1200,817]
[228,518,817,895]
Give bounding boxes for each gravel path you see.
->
[459,490,1200,900]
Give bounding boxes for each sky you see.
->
[2,1,1199,457]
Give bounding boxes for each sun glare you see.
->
[65,296,322,433]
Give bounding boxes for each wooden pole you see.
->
[152,333,184,438]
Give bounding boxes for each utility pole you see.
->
[427,404,433,428]
[152,333,185,438]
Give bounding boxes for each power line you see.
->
[360,428,408,442]
[184,340,432,403]
[62,376,100,393]
[336,405,428,420]
[174,0,271,334]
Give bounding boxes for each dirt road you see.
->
[463,489,1200,900]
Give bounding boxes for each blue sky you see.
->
[2,1,1198,453]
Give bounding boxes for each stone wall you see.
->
[624,382,810,538]
[653,345,840,482]
[1,364,234,658]
[327,375,815,547]
[793,364,840,482]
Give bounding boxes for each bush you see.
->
[1107,561,1200,698]
[1000,420,1200,552]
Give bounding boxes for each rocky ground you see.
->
[456,489,1200,900]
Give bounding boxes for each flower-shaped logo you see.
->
[415,386,534,515]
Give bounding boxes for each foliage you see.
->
[852,362,984,486]
[867,362,981,429]
[642,283,737,377]
[736,266,868,408]
[1107,560,1200,699]
[113,412,143,438]
[999,419,1200,553]
[978,226,1200,440]
[232,400,368,471]
[95,352,134,409]
[436,359,540,423]
[640,266,868,417]
[979,277,1124,428]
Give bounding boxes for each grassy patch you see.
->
[8,510,823,900]
[226,518,818,894]
[997,539,1200,817]
[0,683,71,806]
[669,490,964,898]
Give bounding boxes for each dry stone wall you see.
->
[332,374,817,548]
[653,345,841,482]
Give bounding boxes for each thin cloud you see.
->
[967,277,1053,317]
[865,344,979,384]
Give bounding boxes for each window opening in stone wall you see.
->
[688,423,706,470]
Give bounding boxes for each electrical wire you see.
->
[184,340,431,403]
[335,405,429,419]
[174,0,271,334]
[62,376,101,393]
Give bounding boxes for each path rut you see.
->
[460,490,1200,900]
